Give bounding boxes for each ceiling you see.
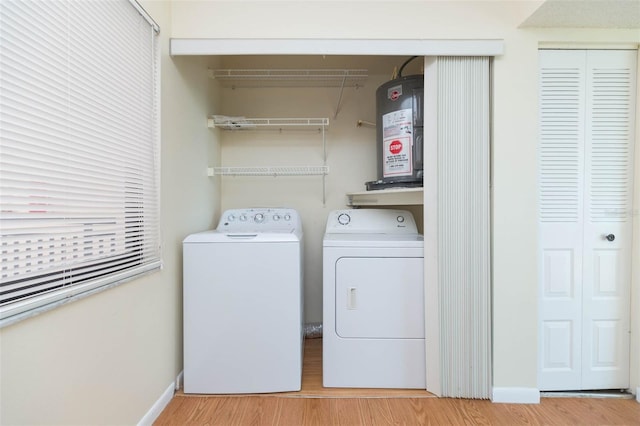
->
[520,0,640,28]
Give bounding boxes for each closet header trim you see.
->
[170,38,504,57]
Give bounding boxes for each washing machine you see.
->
[183,208,303,394]
[323,209,425,389]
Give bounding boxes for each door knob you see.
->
[605,234,615,242]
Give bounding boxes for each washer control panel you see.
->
[217,208,301,233]
[325,209,418,234]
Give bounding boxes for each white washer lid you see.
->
[184,230,300,243]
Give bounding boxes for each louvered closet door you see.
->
[581,50,635,389]
[539,50,586,391]
[538,49,636,391]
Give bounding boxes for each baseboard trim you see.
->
[175,370,184,391]
[492,387,540,404]
[138,380,175,426]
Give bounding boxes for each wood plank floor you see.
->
[155,339,640,425]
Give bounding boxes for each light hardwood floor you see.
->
[154,339,640,425]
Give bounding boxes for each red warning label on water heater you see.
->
[382,108,413,178]
[389,140,403,154]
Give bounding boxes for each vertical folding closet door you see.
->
[424,56,492,398]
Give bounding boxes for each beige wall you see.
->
[172,0,640,394]
[0,1,220,424]
[170,0,540,40]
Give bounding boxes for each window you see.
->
[0,0,161,326]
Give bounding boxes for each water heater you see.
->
[367,74,424,190]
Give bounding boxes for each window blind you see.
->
[0,0,161,325]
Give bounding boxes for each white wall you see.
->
[171,0,640,394]
[0,2,219,424]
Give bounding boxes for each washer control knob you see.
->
[338,213,351,225]
[254,213,265,223]
[227,214,236,222]
[284,214,291,221]
[239,214,248,221]
[273,214,281,221]
[397,215,405,223]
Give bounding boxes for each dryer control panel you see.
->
[217,208,301,233]
[325,209,417,234]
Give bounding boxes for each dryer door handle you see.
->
[348,287,357,310]
[226,234,258,239]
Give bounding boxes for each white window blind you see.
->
[0,0,161,326]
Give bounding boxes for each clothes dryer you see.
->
[323,209,425,389]
[183,208,303,394]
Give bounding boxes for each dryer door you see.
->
[335,256,424,339]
